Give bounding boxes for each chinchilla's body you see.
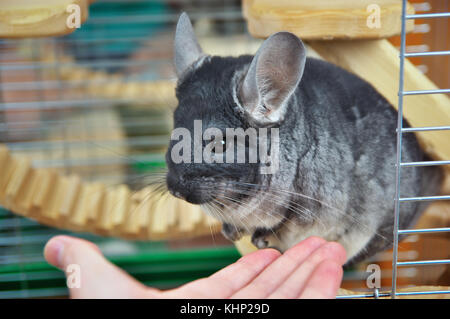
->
[166,14,442,265]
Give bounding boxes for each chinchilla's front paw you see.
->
[251,228,271,249]
[221,223,243,242]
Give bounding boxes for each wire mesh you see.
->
[0,0,449,299]
[0,0,250,298]
[390,0,450,299]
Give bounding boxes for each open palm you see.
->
[44,235,346,299]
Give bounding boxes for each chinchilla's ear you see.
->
[238,32,306,126]
[174,12,204,77]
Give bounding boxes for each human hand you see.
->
[44,235,346,299]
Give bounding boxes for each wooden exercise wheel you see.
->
[0,145,221,240]
[0,0,449,298]
[0,0,266,242]
[1,0,449,246]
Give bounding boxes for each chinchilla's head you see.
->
[166,13,307,225]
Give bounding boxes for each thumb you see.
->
[44,235,153,298]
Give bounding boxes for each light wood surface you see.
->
[243,0,415,40]
[0,0,93,38]
[337,286,450,299]
[0,145,221,240]
[308,39,450,171]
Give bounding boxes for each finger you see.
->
[267,241,346,299]
[44,236,100,268]
[165,248,281,298]
[44,235,155,299]
[230,236,327,299]
[298,260,343,299]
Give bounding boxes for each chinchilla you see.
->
[165,13,442,265]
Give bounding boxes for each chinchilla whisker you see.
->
[226,180,347,215]
[223,185,315,221]
[220,182,388,241]
[200,182,379,240]
[163,14,444,265]
[122,185,166,220]
[252,207,299,233]
[219,194,282,242]
[226,181,364,226]
[127,175,164,187]
[219,183,319,226]
[263,188,387,241]
[212,196,254,236]
[251,192,385,244]
[222,191,309,227]
[201,200,223,220]
[201,202,219,244]
[218,192,296,233]
[154,182,169,194]
[211,198,248,237]
[208,182,319,231]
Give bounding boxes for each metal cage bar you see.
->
[401,126,450,132]
[406,12,450,19]
[391,0,450,299]
[0,0,249,298]
[391,0,408,299]
[404,50,450,57]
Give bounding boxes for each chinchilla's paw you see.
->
[221,223,243,242]
[251,228,271,249]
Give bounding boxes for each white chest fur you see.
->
[267,219,376,262]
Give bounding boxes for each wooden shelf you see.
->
[243,0,415,40]
[0,0,92,38]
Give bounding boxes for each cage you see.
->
[0,0,449,299]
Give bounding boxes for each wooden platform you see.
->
[243,0,415,40]
[0,145,221,240]
[0,0,92,38]
[308,39,450,170]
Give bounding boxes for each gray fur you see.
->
[166,14,442,266]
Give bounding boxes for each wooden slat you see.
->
[0,146,10,170]
[0,0,92,38]
[121,188,149,236]
[243,0,415,40]
[41,175,67,223]
[59,175,81,221]
[86,183,105,225]
[137,192,154,238]
[13,168,38,214]
[0,154,17,203]
[29,169,57,217]
[308,39,450,168]
[178,200,203,234]
[95,186,115,233]
[68,183,90,230]
[111,185,131,232]
[4,157,31,206]
[150,194,172,238]
[0,155,218,240]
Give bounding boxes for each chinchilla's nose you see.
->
[166,174,209,204]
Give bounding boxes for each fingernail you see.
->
[47,238,66,269]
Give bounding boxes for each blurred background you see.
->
[0,0,448,298]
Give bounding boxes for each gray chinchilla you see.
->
[165,13,442,265]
